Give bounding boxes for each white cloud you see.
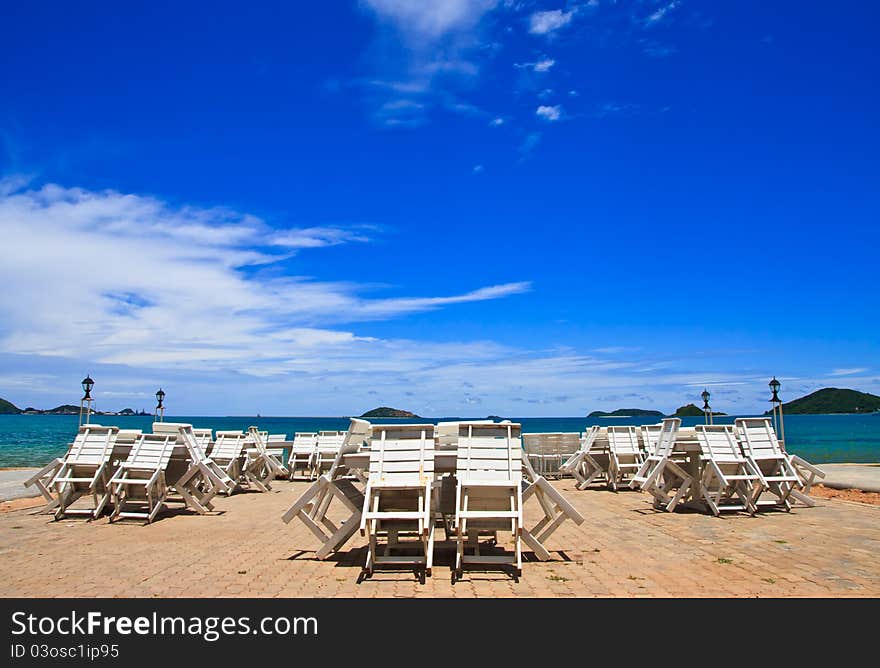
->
[489,117,505,126]
[536,104,562,121]
[472,164,485,173]
[645,1,680,26]
[359,1,500,126]
[830,368,868,376]
[0,180,531,376]
[529,9,575,35]
[516,57,555,72]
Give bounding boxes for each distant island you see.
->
[766,388,880,415]
[588,408,665,418]
[359,406,421,418]
[0,397,149,416]
[672,403,727,418]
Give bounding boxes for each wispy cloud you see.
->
[0,179,531,375]
[645,0,681,27]
[529,9,575,35]
[516,57,555,72]
[830,368,868,377]
[358,1,501,126]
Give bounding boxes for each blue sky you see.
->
[1,1,878,416]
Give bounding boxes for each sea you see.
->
[0,413,877,468]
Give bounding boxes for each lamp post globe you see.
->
[81,375,94,400]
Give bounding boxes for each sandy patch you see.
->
[0,497,45,513]
[810,484,880,506]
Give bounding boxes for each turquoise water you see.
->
[0,413,877,468]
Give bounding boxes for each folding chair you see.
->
[735,418,803,511]
[281,419,372,559]
[629,418,693,511]
[521,455,585,560]
[695,425,763,516]
[109,433,178,523]
[454,422,523,579]
[311,431,345,479]
[640,424,662,457]
[288,432,318,480]
[359,424,436,579]
[523,432,581,479]
[606,426,645,491]
[153,422,234,512]
[560,426,604,489]
[265,433,289,477]
[243,426,287,489]
[51,425,119,520]
[209,430,249,493]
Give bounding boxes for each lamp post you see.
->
[155,388,166,423]
[769,376,785,449]
[79,375,94,426]
[701,388,712,425]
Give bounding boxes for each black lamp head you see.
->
[81,375,94,400]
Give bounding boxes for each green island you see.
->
[766,388,880,415]
[0,397,148,416]
[359,406,421,418]
[587,408,665,418]
[671,403,727,418]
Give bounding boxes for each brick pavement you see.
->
[0,479,877,597]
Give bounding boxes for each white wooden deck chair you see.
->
[629,418,693,511]
[640,424,662,457]
[209,430,249,492]
[454,422,523,579]
[311,431,345,478]
[560,426,604,488]
[359,424,436,579]
[288,432,318,480]
[244,426,286,489]
[109,433,177,523]
[735,418,803,511]
[152,422,234,513]
[520,455,585,560]
[50,425,119,520]
[265,433,289,477]
[281,419,372,559]
[695,425,763,516]
[523,432,581,479]
[606,426,645,491]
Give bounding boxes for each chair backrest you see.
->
[368,424,435,486]
[291,432,318,454]
[695,425,743,462]
[124,433,177,470]
[607,426,641,455]
[522,432,581,458]
[155,422,210,462]
[212,431,248,459]
[457,422,522,485]
[116,429,143,445]
[735,418,784,459]
[640,424,662,455]
[66,425,119,466]
[436,420,494,449]
[267,434,286,443]
[193,428,213,453]
[247,426,271,454]
[653,418,681,458]
[324,419,371,478]
[316,431,346,455]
